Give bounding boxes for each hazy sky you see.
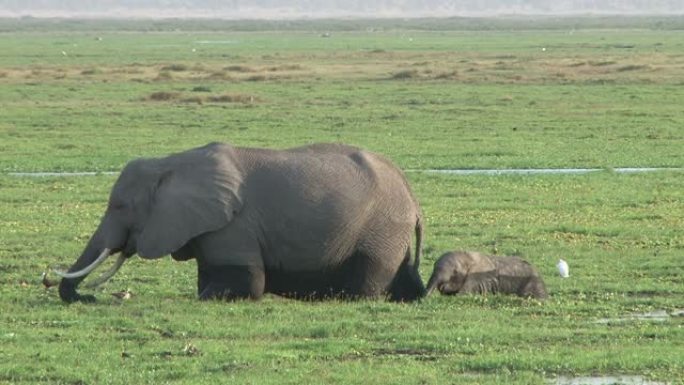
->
[1,0,683,19]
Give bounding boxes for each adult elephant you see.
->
[55,142,425,303]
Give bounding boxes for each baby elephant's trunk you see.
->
[425,274,440,296]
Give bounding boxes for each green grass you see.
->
[1,18,683,384]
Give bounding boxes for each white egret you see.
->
[557,259,570,278]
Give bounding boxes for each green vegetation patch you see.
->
[0,18,683,385]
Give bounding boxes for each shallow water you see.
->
[550,375,668,385]
[413,167,684,176]
[8,172,118,177]
[194,40,239,44]
[594,309,683,324]
[8,168,684,178]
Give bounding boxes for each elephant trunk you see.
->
[58,235,103,303]
[425,271,442,296]
[58,220,123,303]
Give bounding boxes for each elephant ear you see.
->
[137,144,243,259]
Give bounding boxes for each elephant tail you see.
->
[414,214,422,272]
[389,215,426,302]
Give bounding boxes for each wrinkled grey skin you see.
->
[426,251,547,299]
[58,142,425,303]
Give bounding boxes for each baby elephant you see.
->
[427,251,548,299]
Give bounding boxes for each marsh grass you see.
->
[224,65,255,72]
[246,74,269,81]
[0,51,678,85]
[161,64,190,72]
[147,91,182,101]
[434,70,459,80]
[266,64,304,72]
[617,64,652,72]
[206,93,259,103]
[80,68,102,76]
[0,19,683,385]
[204,71,233,81]
[154,71,174,81]
[145,91,260,104]
[391,69,420,79]
[2,177,683,385]
[191,86,212,93]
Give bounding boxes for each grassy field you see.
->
[1,18,683,384]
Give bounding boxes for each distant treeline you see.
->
[1,15,684,32]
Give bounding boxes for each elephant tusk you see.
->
[84,253,127,288]
[53,248,112,279]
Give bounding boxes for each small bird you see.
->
[111,289,132,300]
[41,272,58,288]
[182,343,200,356]
[556,259,570,278]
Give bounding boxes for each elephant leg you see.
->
[197,263,209,296]
[459,277,485,295]
[198,265,265,301]
[460,272,498,295]
[388,249,426,302]
[172,242,196,262]
[346,251,400,300]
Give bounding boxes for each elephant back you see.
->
[239,144,419,271]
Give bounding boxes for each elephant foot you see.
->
[58,279,96,303]
[199,284,241,301]
[199,282,263,301]
[388,259,426,302]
